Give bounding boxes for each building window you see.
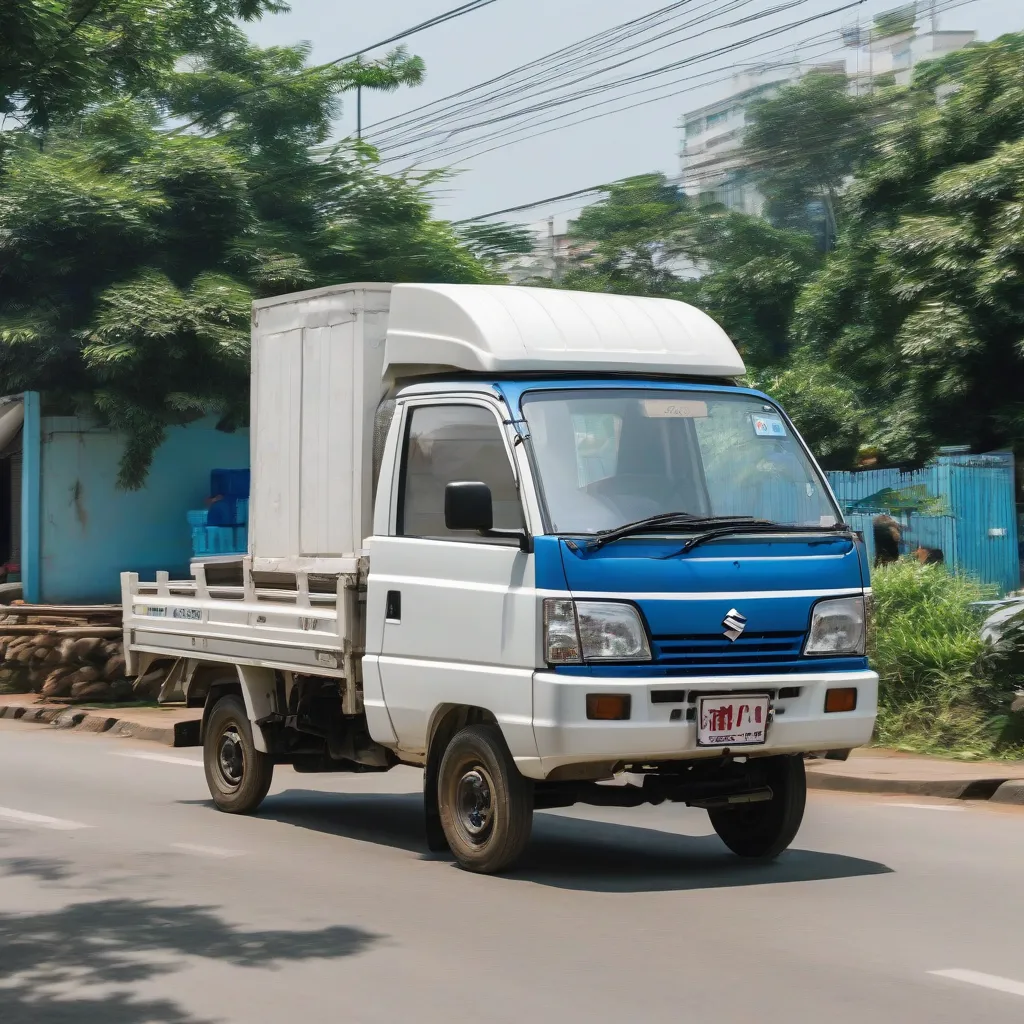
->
[684,119,703,136]
[706,111,728,127]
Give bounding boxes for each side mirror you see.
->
[445,481,493,532]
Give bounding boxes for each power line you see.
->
[167,0,503,136]
[361,0,701,138]
[380,0,980,169]
[449,0,982,222]
[380,0,866,165]
[365,0,748,148]
[451,186,610,224]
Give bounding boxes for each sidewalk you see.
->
[806,748,1024,805]
[2,691,1024,804]
[0,693,200,747]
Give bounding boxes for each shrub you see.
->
[869,560,1020,758]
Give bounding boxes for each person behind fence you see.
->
[873,514,901,567]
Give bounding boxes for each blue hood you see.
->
[555,534,867,677]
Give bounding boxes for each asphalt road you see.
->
[2,718,1024,1023]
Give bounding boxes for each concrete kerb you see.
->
[805,770,1011,801]
[991,779,1024,805]
[0,701,200,747]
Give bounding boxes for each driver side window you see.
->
[398,404,524,541]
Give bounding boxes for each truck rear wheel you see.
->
[708,754,806,860]
[438,724,533,874]
[204,694,274,814]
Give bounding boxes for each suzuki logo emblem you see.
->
[722,608,747,642]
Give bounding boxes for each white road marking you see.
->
[929,969,1024,998]
[0,806,91,831]
[882,802,965,812]
[113,751,203,767]
[172,843,244,859]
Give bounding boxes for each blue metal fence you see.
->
[826,451,1020,594]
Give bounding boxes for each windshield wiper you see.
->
[570,513,766,553]
[663,521,853,557]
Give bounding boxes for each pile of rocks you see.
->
[0,603,167,703]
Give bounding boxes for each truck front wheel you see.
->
[438,724,533,874]
[203,694,274,814]
[708,754,806,860]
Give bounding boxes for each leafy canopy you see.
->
[794,33,1024,464]
[0,7,505,487]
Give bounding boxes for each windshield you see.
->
[520,388,839,535]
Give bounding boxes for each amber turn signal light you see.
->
[586,694,632,720]
[824,687,858,713]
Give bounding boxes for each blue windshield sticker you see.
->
[752,413,786,438]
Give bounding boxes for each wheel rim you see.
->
[216,726,245,791]
[455,765,495,846]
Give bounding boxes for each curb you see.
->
[807,769,1020,801]
[0,702,200,747]
[991,780,1024,806]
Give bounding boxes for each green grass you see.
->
[870,560,1023,759]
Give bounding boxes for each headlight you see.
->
[543,599,651,664]
[804,596,866,656]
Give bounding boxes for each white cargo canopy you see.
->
[248,282,743,574]
[385,283,745,379]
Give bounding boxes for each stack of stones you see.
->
[0,603,167,702]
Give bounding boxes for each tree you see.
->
[0,0,285,136]
[743,70,873,243]
[793,34,1024,465]
[688,210,821,367]
[557,174,820,367]
[0,17,500,486]
[560,174,695,297]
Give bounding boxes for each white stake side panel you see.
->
[121,565,355,678]
[250,284,392,573]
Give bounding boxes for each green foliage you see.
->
[0,7,499,487]
[870,560,1021,758]
[795,34,1024,465]
[689,211,821,366]
[744,71,873,239]
[456,221,536,269]
[0,0,287,134]
[560,175,821,367]
[563,174,694,296]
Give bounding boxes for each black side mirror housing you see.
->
[445,481,494,532]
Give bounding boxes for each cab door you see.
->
[364,396,539,762]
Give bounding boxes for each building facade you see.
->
[677,14,977,215]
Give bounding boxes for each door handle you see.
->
[385,590,401,622]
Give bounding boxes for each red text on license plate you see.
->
[697,694,770,747]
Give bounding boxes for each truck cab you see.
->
[122,282,877,875]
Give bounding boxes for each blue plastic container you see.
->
[207,497,247,526]
[211,468,250,499]
[192,526,242,557]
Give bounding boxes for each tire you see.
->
[203,694,274,814]
[437,723,533,874]
[708,754,806,860]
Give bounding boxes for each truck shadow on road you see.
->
[244,789,892,893]
[0,852,379,1024]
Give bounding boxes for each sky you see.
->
[246,0,1021,227]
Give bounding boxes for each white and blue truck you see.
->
[122,282,877,874]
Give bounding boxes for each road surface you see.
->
[1,717,1023,1023]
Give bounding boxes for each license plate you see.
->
[697,694,770,747]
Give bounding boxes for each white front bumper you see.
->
[532,669,878,776]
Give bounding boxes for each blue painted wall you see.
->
[37,416,249,602]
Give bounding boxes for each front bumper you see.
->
[532,669,878,776]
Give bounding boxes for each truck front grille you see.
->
[650,631,807,676]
